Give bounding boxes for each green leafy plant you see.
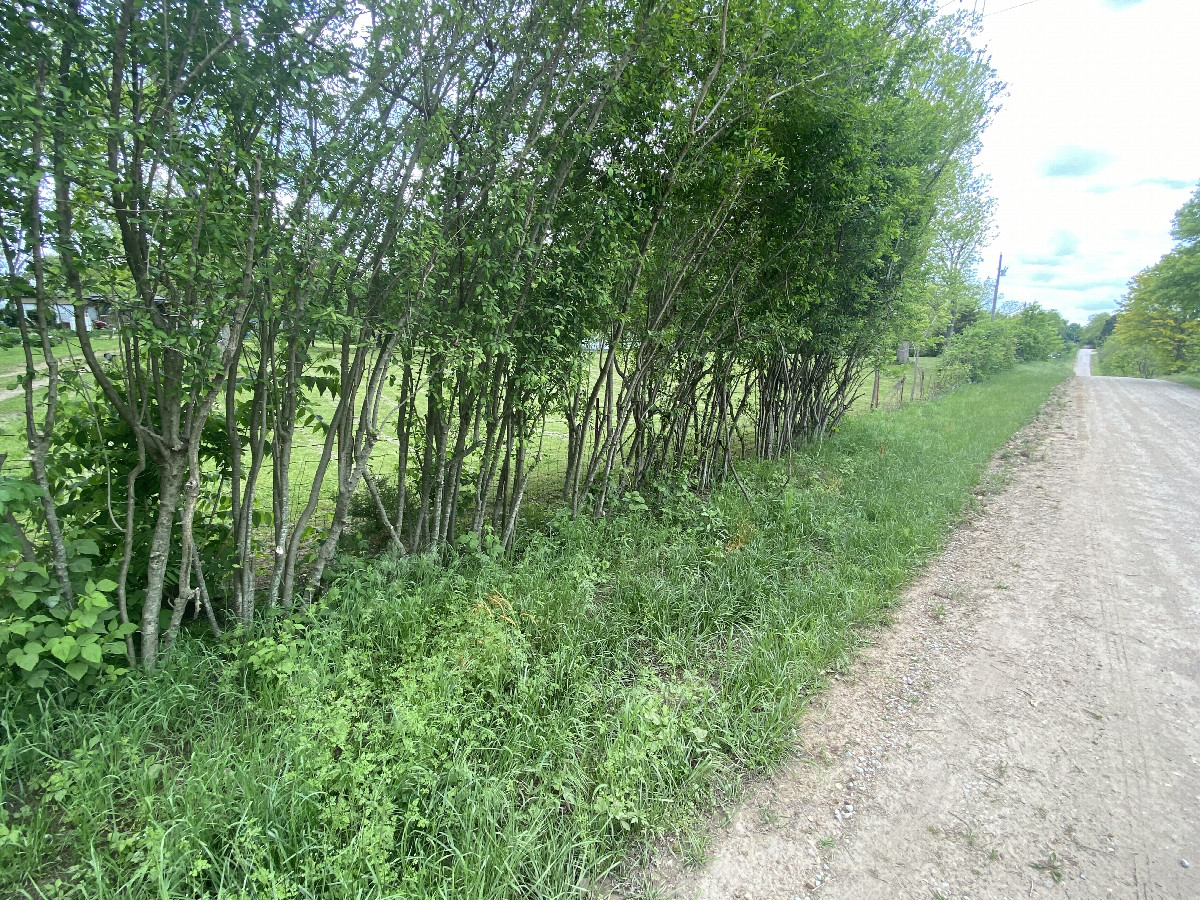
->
[1030,851,1064,884]
[0,479,135,690]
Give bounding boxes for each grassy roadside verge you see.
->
[1090,345,1200,390]
[1164,372,1200,391]
[0,360,1071,900]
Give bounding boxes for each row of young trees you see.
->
[0,0,1000,675]
[1099,184,1200,378]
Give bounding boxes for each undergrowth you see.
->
[0,360,1070,899]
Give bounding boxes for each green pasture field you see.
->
[0,358,1071,899]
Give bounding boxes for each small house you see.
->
[20,297,106,331]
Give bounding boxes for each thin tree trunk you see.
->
[140,457,185,670]
[116,437,146,666]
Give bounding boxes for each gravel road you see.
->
[645,350,1200,900]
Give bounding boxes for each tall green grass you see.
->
[0,360,1070,899]
[1165,372,1200,391]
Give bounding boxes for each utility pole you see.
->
[989,253,1007,321]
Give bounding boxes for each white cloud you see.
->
[1049,230,1079,257]
[967,0,1199,324]
[1043,146,1112,179]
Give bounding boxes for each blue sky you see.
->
[964,0,1198,325]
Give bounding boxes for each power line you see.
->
[935,0,1047,20]
[983,0,1046,18]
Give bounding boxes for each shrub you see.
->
[942,319,1017,381]
[934,360,972,392]
[943,305,1063,382]
[1096,332,1163,378]
[1011,305,1065,362]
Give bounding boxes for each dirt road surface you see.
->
[647,350,1200,899]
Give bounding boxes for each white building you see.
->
[19,300,103,331]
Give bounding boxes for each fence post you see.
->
[871,368,880,409]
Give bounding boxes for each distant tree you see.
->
[1010,304,1066,361]
[1171,182,1200,244]
[918,166,995,350]
[1109,183,1200,373]
[1079,312,1117,348]
[1097,332,1160,378]
[1059,320,1082,344]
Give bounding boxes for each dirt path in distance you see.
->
[0,379,48,404]
[643,352,1200,900]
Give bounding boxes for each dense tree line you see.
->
[1100,184,1200,378]
[0,0,999,677]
